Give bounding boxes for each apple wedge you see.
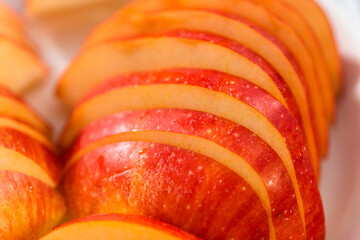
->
[279,0,342,95]
[0,37,47,94]
[58,36,319,169]
[0,170,66,240]
[0,87,50,135]
[40,214,199,240]
[0,127,61,187]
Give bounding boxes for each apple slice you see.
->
[0,116,56,152]
[64,140,276,239]
[0,127,61,187]
[40,214,199,240]
[0,37,47,94]
[0,88,50,135]
[80,10,325,158]
[0,170,66,240]
[279,0,342,95]
[26,0,128,16]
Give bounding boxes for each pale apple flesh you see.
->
[63,140,274,239]
[40,214,199,240]
[0,170,66,240]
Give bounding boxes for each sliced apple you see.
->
[65,140,276,239]
[0,90,50,135]
[0,116,56,152]
[279,0,342,94]
[40,214,199,240]
[0,170,66,240]
[82,7,328,156]
[0,37,47,94]
[0,127,60,187]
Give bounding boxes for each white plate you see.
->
[5,0,360,239]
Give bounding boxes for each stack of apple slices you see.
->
[0,86,66,239]
[54,0,340,239]
[0,2,47,94]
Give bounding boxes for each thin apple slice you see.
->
[0,117,56,152]
[83,7,328,156]
[0,127,61,187]
[0,90,50,135]
[0,37,47,94]
[40,214,199,240]
[279,0,342,94]
[65,139,275,239]
[0,170,66,240]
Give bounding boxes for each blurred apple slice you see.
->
[40,214,199,240]
[0,171,66,240]
[0,37,47,94]
[279,0,342,95]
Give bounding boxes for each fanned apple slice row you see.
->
[112,0,330,134]
[0,127,61,187]
[0,92,50,135]
[0,171,66,239]
[83,7,328,156]
[0,116,56,152]
[40,214,199,240]
[58,36,318,175]
[81,12,319,163]
[279,0,342,94]
[67,131,277,240]
[0,37,47,94]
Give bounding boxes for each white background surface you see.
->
[4,0,360,239]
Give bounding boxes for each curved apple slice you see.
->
[65,139,275,239]
[0,37,47,94]
[0,117,56,152]
[58,36,318,167]
[0,127,60,187]
[0,92,50,136]
[40,214,199,240]
[279,0,342,94]
[0,170,66,240]
[83,7,328,156]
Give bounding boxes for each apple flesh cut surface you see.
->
[0,170,66,240]
[279,0,342,94]
[57,35,319,173]
[40,214,199,240]
[82,7,328,156]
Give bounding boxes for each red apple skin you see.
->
[47,213,200,240]
[72,69,324,239]
[0,127,61,184]
[0,170,66,240]
[67,108,305,239]
[63,141,271,240]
